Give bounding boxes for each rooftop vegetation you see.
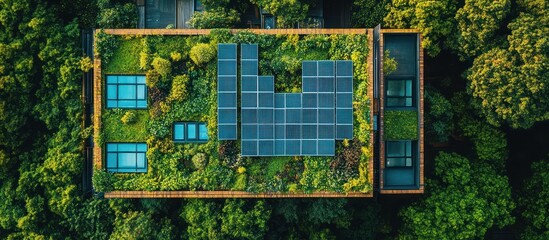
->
[93,30,373,194]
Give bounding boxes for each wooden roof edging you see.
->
[99,28,369,36]
[103,190,374,198]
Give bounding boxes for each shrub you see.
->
[120,111,137,125]
[146,69,161,88]
[151,57,171,78]
[80,56,93,72]
[191,153,208,170]
[219,141,241,168]
[384,110,418,140]
[187,8,240,29]
[95,30,119,64]
[189,43,216,65]
[140,38,152,70]
[169,75,189,102]
[332,139,361,175]
[170,51,182,62]
[97,1,138,28]
[92,169,114,192]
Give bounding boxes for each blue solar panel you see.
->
[242,76,257,91]
[302,140,317,155]
[241,93,257,108]
[242,60,258,75]
[258,109,273,124]
[318,140,335,155]
[275,109,285,123]
[259,141,274,155]
[241,44,258,60]
[259,93,274,107]
[218,76,236,91]
[336,109,353,124]
[286,140,300,155]
[286,94,301,108]
[259,76,274,92]
[302,94,317,108]
[303,77,317,92]
[286,125,301,139]
[275,125,285,138]
[302,61,317,76]
[218,109,236,124]
[242,125,257,139]
[318,125,334,139]
[218,60,236,75]
[242,109,256,123]
[336,60,353,76]
[318,77,334,92]
[218,44,237,59]
[286,109,301,123]
[336,77,353,93]
[318,109,334,124]
[302,109,317,123]
[302,125,317,139]
[218,93,236,108]
[318,61,334,76]
[336,125,353,139]
[259,125,274,139]
[275,140,285,155]
[318,93,334,108]
[218,125,237,139]
[275,94,285,108]
[242,140,258,155]
[336,93,352,108]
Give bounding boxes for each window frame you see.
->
[194,0,204,11]
[385,76,414,108]
[106,143,148,173]
[173,122,208,143]
[106,75,148,109]
[385,140,415,168]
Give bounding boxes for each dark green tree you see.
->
[399,152,515,239]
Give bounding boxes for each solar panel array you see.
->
[217,44,238,140]
[217,43,354,156]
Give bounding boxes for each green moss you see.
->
[103,109,149,142]
[384,110,418,140]
[105,37,142,73]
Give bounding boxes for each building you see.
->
[91,28,423,198]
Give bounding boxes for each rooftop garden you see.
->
[93,29,373,194]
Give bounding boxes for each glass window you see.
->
[194,0,204,11]
[386,79,413,107]
[386,141,413,167]
[173,122,208,142]
[106,143,147,173]
[199,124,208,140]
[106,75,147,109]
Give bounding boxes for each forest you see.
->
[0,0,547,239]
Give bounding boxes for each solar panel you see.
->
[217,44,237,140]
[229,48,354,156]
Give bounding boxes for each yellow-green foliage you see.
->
[169,75,190,102]
[121,111,137,125]
[139,37,152,70]
[105,37,142,73]
[170,51,182,62]
[190,43,216,65]
[103,109,149,142]
[384,110,418,140]
[151,57,171,78]
[80,56,93,72]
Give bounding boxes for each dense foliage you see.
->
[384,110,418,140]
[519,159,549,239]
[399,152,515,239]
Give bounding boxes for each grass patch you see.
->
[384,110,418,140]
[105,37,142,73]
[103,109,149,142]
[266,157,291,178]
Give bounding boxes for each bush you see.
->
[187,8,240,29]
[189,43,216,65]
[95,30,119,64]
[146,69,161,88]
[97,1,138,28]
[219,141,241,169]
[383,49,398,75]
[351,0,389,27]
[120,111,137,125]
[170,51,182,62]
[80,56,93,72]
[92,169,114,192]
[140,38,152,70]
[151,57,171,78]
[169,75,189,102]
[384,110,418,140]
[332,139,361,175]
[191,153,208,170]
